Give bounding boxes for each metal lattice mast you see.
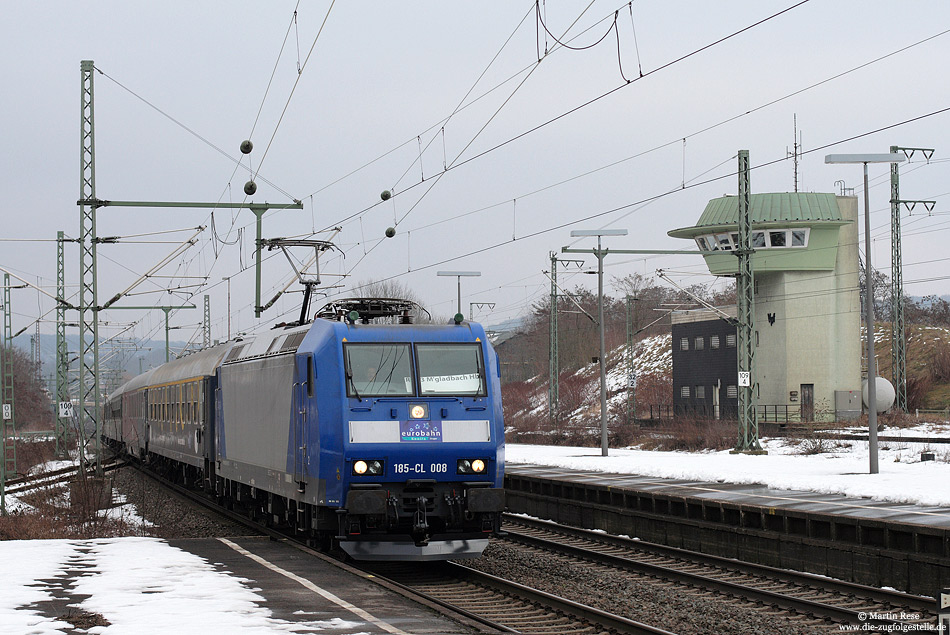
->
[548,252,559,427]
[734,150,761,452]
[2,273,17,514]
[56,231,70,457]
[203,295,211,348]
[32,322,41,380]
[889,147,906,413]
[78,60,103,474]
[625,295,636,424]
[889,145,936,413]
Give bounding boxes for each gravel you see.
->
[106,469,827,632]
[464,540,826,635]
[108,467,254,539]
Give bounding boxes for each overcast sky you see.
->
[4,1,950,352]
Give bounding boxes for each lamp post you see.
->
[567,228,628,456]
[437,271,481,319]
[825,153,905,474]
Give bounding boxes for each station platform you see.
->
[11,535,480,634]
[506,464,950,529]
[168,536,478,634]
[504,464,950,596]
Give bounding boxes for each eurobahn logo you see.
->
[399,420,442,442]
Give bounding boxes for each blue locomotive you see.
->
[103,299,505,560]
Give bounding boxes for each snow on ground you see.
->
[3,422,948,632]
[0,537,365,634]
[507,422,950,508]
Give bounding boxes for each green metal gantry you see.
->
[625,295,637,425]
[78,60,101,473]
[889,145,936,413]
[1,274,17,514]
[548,252,559,427]
[546,254,584,429]
[76,60,301,474]
[734,150,762,453]
[203,295,211,349]
[106,306,197,362]
[56,231,71,458]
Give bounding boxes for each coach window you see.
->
[710,335,720,349]
[680,386,690,399]
[345,343,414,398]
[694,336,704,351]
[695,386,705,400]
[680,337,688,351]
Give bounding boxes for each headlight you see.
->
[457,458,488,475]
[409,403,429,419]
[353,459,384,476]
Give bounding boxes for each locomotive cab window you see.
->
[416,343,486,397]
[345,343,414,398]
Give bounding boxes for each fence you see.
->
[915,408,950,423]
[646,403,835,423]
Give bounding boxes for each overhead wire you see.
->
[84,8,950,344]
[311,104,950,315]
[320,23,950,252]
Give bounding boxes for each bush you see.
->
[906,374,932,412]
[930,341,950,383]
[634,417,735,452]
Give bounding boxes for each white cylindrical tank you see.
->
[862,376,896,413]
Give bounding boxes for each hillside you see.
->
[500,322,950,441]
[872,323,950,409]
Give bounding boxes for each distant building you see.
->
[671,306,738,418]
[668,192,862,421]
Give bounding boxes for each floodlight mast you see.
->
[565,229,628,457]
[437,271,481,316]
[824,152,905,475]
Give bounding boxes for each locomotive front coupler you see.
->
[412,496,430,546]
[444,490,463,527]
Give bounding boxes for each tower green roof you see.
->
[669,192,843,238]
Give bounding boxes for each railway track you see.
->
[360,560,675,635]
[501,514,939,633]
[4,459,126,496]
[127,462,944,634]
[132,463,673,634]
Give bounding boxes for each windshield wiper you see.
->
[346,369,362,402]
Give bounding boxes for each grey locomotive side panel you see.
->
[220,355,294,472]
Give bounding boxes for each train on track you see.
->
[103,299,505,560]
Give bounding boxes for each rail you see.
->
[501,514,939,632]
